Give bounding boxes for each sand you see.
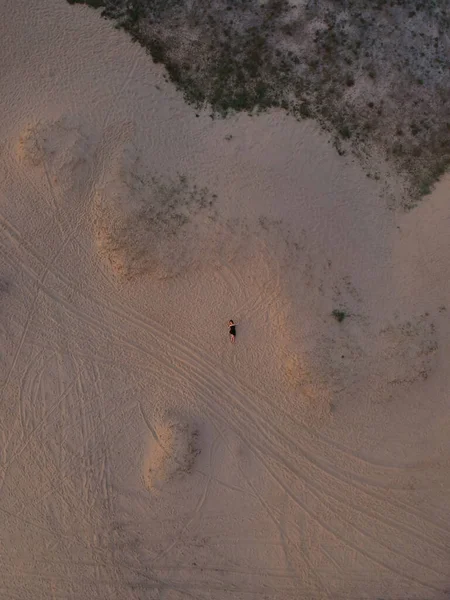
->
[1,1,450,599]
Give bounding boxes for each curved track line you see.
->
[5,237,449,550]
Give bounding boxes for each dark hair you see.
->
[229,319,234,324]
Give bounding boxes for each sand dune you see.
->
[1,1,450,599]
[143,414,201,491]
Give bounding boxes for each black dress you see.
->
[229,324,236,337]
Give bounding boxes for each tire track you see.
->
[203,406,445,594]
[0,208,405,477]
[91,363,122,590]
[2,203,450,594]
[109,312,450,592]
[5,228,449,554]
[5,226,450,564]
[135,352,449,590]
[151,435,219,566]
[213,423,332,600]
[4,125,118,292]
[178,366,450,584]
[3,373,80,470]
[1,210,413,478]
[0,215,79,400]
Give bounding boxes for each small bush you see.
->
[332,309,347,323]
[346,75,355,87]
[299,102,312,118]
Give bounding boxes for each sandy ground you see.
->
[1,1,450,599]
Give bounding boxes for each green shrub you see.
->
[332,309,347,323]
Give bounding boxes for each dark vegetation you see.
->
[68,0,450,200]
[332,309,348,323]
[67,0,105,7]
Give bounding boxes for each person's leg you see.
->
[230,334,235,343]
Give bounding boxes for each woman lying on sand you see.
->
[228,320,236,343]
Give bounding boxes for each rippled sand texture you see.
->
[1,1,450,599]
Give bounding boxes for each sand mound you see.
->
[283,351,334,423]
[143,416,200,491]
[17,117,96,193]
[373,314,438,386]
[92,146,250,279]
[278,292,438,424]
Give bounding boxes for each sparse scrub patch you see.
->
[339,125,352,140]
[93,167,220,279]
[143,415,201,492]
[332,309,348,323]
[68,0,450,200]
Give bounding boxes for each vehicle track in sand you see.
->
[2,205,448,497]
[2,193,449,598]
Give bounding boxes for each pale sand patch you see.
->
[1,1,450,599]
[143,415,200,491]
[17,118,96,194]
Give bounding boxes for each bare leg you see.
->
[230,334,235,343]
